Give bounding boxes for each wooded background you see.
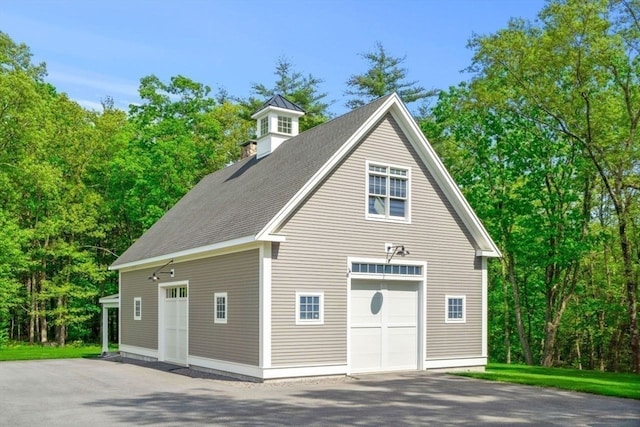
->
[0,0,638,373]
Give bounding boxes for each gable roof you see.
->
[111,93,500,270]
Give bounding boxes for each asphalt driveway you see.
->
[0,358,638,426]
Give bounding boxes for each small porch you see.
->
[99,294,119,355]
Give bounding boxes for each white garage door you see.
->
[351,281,418,373]
[164,286,188,365]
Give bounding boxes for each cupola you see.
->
[251,94,305,159]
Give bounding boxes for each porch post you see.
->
[102,305,109,355]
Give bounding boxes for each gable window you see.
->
[134,297,142,320]
[277,116,292,134]
[295,292,324,325]
[445,295,466,323]
[367,163,409,220]
[214,292,227,324]
[260,117,269,136]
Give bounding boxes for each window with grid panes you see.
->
[367,163,408,220]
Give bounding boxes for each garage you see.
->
[162,285,188,365]
[350,280,419,373]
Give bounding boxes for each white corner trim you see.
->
[481,257,488,358]
[119,344,158,359]
[259,243,272,368]
[424,357,487,370]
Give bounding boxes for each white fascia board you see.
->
[110,235,258,271]
[256,95,399,240]
[387,101,502,258]
[251,106,305,119]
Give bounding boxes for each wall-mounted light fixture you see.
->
[385,243,410,263]
[149,259,175,281]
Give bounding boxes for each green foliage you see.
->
[0,343,114,360]
[248,57,331,131]
[345,41,436,109]
[457,363,640,400]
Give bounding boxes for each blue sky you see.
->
[2,0,545,114]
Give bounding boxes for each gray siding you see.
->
[187,249,260,366]
[121,267,159,350]
[120,249,260,366]
[271,114,482,366]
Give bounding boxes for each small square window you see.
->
[214,292,227,324]
[445,295,466,323]
[134,297,142,320]
[277,116,292,134]
[295,292,324,325]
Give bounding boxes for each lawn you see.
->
[457,363,640,400]
[0,343,118,361]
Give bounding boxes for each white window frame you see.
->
[295,291,324,325]
[214,292,227,324]
[277,115,292,134]
[365,161,410,223]
[445,295,466,323]
[134,297,142,321]
[260,117,269,136]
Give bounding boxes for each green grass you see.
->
[0,342,118,361]
[457,363,640,400]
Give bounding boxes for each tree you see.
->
[423,85,593,366]
[345,41,436,109]
[249,58,331,131]
[467,0,640,371]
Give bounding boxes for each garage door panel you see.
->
[387,326,417,368]
[351,327,382,371]
[350,280,419,373]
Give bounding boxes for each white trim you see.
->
[255,93,501,257]
[118,271,121,347]
[214,292,228,324]
[188,355,347,380]
[259,243,272,368]
[445,295,466,323]
[189,355,264,379]
[110,235,259,271]
[481,257,488,358]
[476,249,499,257]
[387,104,501,257]
[364,160,411,223]
[256,95,398,241]
[295,291,324,325]
[424,356,487,370]
[133,297,142,320]
[157,280,189,365]
[251,105,305,119]
[119,344,158,359]
[99,294,119,308]
[348,256,426,282]
[262,364,347,380]
[346,256,427,375]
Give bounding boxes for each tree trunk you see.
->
[506,253,534,365]
[618,215,639,373]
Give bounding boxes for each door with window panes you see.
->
[164,286,188,365]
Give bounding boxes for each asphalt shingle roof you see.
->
[112,94,393,268]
